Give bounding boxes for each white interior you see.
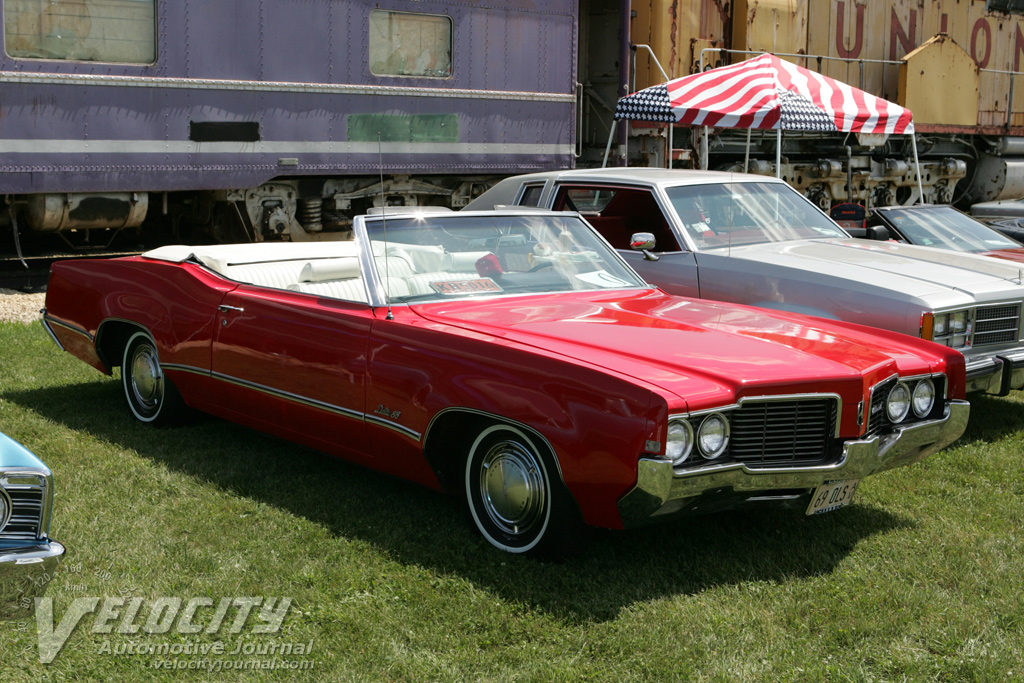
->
[142,242,488,303]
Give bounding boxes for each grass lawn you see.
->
[1,320,1022,682]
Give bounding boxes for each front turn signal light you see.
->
[920,312,934,341]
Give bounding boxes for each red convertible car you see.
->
[43,210,969,556]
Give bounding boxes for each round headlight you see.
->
[697,413,729,459]
[886,382,911,423]
[912,379,935,418]
[0,489,9,534]
[932,314,948,337]
[665,420,694,466]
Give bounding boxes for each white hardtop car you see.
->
[466,168,1024,395]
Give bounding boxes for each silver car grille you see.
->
[729,398,837,465]
[973,304,1022,347]
[0,484,44,542]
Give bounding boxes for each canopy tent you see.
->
[606,53,922,201]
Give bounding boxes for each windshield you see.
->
[665,182,848,250]
[365,214,647,303]
[877,206,1022,252]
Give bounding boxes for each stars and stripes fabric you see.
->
[614,53,915,135]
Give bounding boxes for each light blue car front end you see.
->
[0,432,64,618]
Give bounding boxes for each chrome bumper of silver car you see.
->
[965,352,1024,395]
[0,541,65,619]
[617,400,970,528]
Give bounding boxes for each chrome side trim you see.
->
[617,400,969,527]
[0,70,576,103]
[363,415,421,440]
[39,314,64,351]
[161,364,422,439]
[42,314,93,342]
[208,371,365,422]
[159,363,209,377]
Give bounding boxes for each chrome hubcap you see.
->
[130,344,162,412]
[479,440,546,537]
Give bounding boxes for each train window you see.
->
[369,10,452,78]
[4,0,156,64]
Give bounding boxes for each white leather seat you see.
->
[224,261,307,289]
[288,279,368,302]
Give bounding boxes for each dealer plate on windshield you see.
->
[806,479,859,515]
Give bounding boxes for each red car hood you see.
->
[985,247,1024,265]
[411,289,933,410]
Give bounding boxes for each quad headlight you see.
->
[663,413,732,466]
[697,413,730,459]
[912,378,936,418]
[665,419,694,465]
[886,382,912,423]
[926,309,972,349]
[949,311,969,333]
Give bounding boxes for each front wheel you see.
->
[464,423,587,558]
[122,331,186,426]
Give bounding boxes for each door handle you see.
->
[218,305,245,313]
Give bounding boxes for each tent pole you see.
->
[668,124,674,169]
[776,129,781,178]
[911,132,924,204]
[701,126,708,170]
[744,128,751,173]
[601,120,617,168]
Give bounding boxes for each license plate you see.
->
[806,479,860,515]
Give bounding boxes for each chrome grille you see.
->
[973,304,1021,347]
[1,485,43,541]
[729,398,837,465]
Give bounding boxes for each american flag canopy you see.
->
[614,53,914,135]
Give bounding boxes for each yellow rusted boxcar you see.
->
[580,0,1024,207]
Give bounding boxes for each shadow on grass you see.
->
[6,378,934,622]
[956,393,1024,443]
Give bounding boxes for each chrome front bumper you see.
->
[0,541,66,619]
[965,352,1024,395]
[617,400,970,528]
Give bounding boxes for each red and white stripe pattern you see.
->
[616,53,914,135]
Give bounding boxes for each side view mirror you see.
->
[847,225,890,241]
[630,232,660,261]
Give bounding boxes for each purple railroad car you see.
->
[0,0,577,249]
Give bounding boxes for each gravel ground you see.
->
[0,289,46,324]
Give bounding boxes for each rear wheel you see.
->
[464,423,587,558]
[122,331,186,426]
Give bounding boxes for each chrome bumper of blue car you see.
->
[0,541,66,619]
[617,400,970,528]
